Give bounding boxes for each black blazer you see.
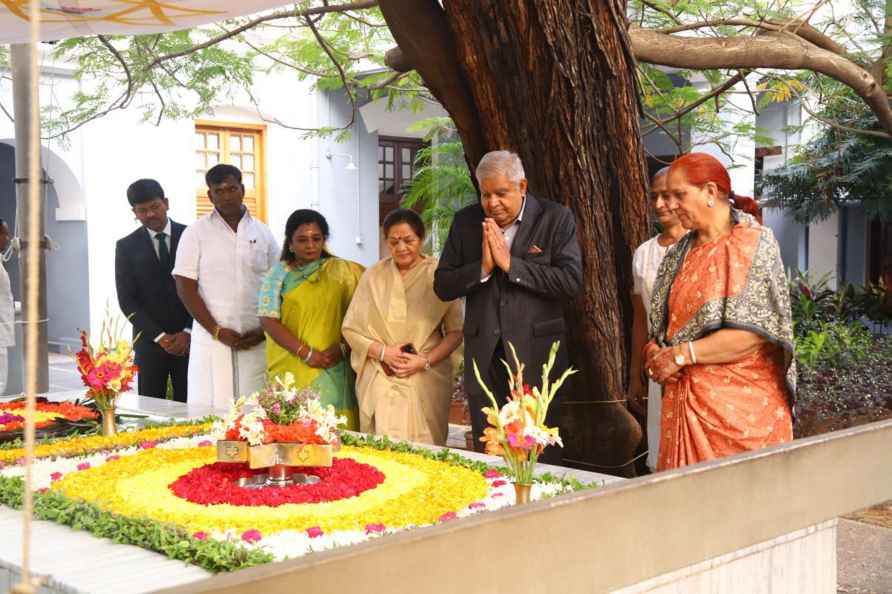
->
[115,221,193,352]
[434,194,582,395]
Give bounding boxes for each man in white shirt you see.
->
[115,179,193,401]
[0,219,14,394]
[173,164,278,410]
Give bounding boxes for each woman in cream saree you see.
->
[342,210,463,445]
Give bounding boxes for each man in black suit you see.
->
[115,179,192,402]
[434,150,582,464]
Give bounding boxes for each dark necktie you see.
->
[157,231,172,273]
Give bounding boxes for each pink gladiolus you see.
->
[241,529,262,543]
[306,526,324,538]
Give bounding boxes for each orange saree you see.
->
[649,211,795,471]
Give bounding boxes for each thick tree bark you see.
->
[381,0,647,475]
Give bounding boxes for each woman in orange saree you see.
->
[646,153,795,471]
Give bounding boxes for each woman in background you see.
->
[629,167,686,472]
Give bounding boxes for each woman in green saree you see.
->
[258,209,364,429]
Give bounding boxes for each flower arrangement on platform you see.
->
[213,373,345,447]
[0,401,97,434]
[75,315,137,413]
[0,429,586,571]
[473,341,575,491]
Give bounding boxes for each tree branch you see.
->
[630,27,892,137]
[147,0,378,68]
[655,17,851,59]
[641,71,746,135]
[305,13,356,131]
[792,88,891,140]
[378,0,486,164]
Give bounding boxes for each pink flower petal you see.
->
[468,502,486,510]
[364,523,386,534]
[491,479,507,487]
[192,531,208,541]
[439,512,457,522]
[241,529,262,543]
[76,462,91,471]
[139,441,157,449]
[197,440,213,447]
[50,472,62,481]
[492,492,504,498]
[306,526,324,538]
[483,469,502,479]
[105,455,120,462]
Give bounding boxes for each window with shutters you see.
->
[195,121,266,221]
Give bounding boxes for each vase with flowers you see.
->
[75,315,138,436]
[213,373,346,487]
[473,341,575,504]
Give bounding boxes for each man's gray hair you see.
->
[475,150,526,185]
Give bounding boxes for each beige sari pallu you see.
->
[342,257,463,445]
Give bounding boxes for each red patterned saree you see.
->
[648,211,795,471]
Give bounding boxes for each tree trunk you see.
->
[380,0,648,475]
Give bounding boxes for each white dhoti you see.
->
[187,325,265,411]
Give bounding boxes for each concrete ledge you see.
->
[153,419,892,594]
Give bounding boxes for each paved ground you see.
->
[48,352,86,392]
[838,518,892,594]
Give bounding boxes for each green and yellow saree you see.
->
[258,256,364,429]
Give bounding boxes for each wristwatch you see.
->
[673,348,686,367]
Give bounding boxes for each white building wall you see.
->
[0,61,382,341]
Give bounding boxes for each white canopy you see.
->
[0,0,293,43]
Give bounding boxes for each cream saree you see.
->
[342,256,463,445]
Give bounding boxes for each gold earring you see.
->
[707,199,715,208]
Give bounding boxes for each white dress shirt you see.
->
[481,197,527,282]
[147,219,172,259]
[147,219,179,343]
[173,208,279,408]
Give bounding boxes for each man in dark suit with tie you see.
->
[434,151,582,464]
[115,179,192,402]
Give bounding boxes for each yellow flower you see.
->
[52,445,489,535]
[0,422,212,464]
